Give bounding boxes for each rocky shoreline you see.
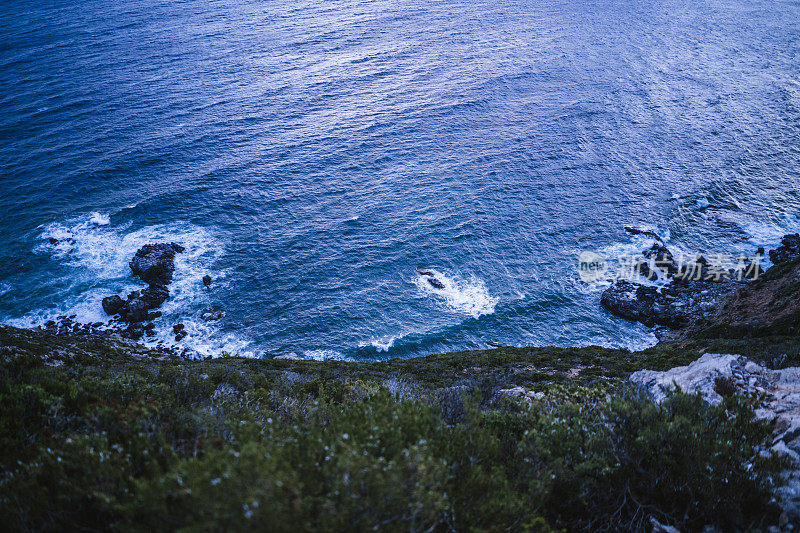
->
[600,232,800,525]
[601,232,800,336]
[39,241,224,355]
[7,232,800,530]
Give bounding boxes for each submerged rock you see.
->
[201,308,225,321]
[417,269,445,289]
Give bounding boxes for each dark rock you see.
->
[129,243,185,286]
[144,322,155,331]
[601,277,737,329]
[643,244,677,275]
[203,275,212,288]
[624,226,663,243]
[769,234,800,265]
[102,295,125,315]
[417,269,445,289]
[175,330,187,341]
[601,281,690,328]
[48,237,58,244]
[124,299,150,323]
[122,323,144,340]
[173,323,185,334]
[139,285,169,309]
[427,277,445,289]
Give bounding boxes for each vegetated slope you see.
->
[0,326,785,531]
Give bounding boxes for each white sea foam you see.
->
[740,214,800,248]
[302,349,353,361]
[9,212,255,358]
[413,269,499,319]
[358,335,399,352]
[739,214,800,270]
[89,212,110,226]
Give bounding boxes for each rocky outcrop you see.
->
[683,258,800,339]
[101,295,125,315]
[100,243,186,339]
[129,242,185,286]
[600,279,731,329]
[631,353,800,521]
[600,229,766,331]
[769,234,800,265]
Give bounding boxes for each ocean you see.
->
[1,0,799,359]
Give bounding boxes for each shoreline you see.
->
[3,234,800,529]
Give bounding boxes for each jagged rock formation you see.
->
[769,234,800,265]
[101,242,185,339]
[601,229,770,331]
[600,279,732,328]
[129,243,185,286]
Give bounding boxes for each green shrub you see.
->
[0,327,786,531]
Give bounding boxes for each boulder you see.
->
[121,322,144,340]
[630,353,743,405]
[102,295,125,315]
[139,285,169,309]
[123,298,150,323]
[129,242,185,286]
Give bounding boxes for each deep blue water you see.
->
[1,0,799,359]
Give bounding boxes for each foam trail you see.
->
[358,335,399,352]
[414,269,499,319]
[89,212,110,226]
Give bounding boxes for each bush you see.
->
[0,328,785,531]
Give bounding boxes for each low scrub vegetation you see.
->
[0,326,785,531]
